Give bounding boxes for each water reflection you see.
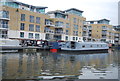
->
[2,49,119,79]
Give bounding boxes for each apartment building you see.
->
[86,19,115,44]
[113,25,120,45]
[0,0,49,44]
[46,8,86,42]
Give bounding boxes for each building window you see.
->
[3,2,19,8]
[36,25,40,32]
[66,36,68,40]
[66,30,69,35]
[102,26,107,29]
[0,30,8,38]
[36,17,40,24]
[30,15,34,23]
[73,31,78,36]
[35,34,40,39]
[2,11,9,18]
[66,23,70,28]
[20,23,25,30]
[0,20,8,28]
[29,24,34,31]
[74,24,78,30]
[30,7,34,12]
[21,14,25,21]
[55,21,64,27]
[90,21,94,24]
[97,45,99,47]
[73,18,77,23]
[73,37,75,40]
[20,32,24,38]
[29,33,33,38]
[36,9,45,13]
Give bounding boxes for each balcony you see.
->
[88,27,92,30]
[82,27,88,31]
[55,25,64,28]
[45,20,55,27]
[65,32,69,35]
[88,32,92,34]
[54,31,65,35]
[0,15,10,20]
[44,30,54,34]
[73,34,78,36]
[55,22,64,28]
[45,23,55,27]
[109,33,112,36]
[102,28,107,30]
[83,33,88,37]
[115,38,119,41]
[102,32,107,35]
[0,24,9,30]
[102,36,107,39]
[0,34,8,39]
[115,34,119,37]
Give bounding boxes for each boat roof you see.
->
[66,41,107,44]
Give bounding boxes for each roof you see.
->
[86,19,110,22]
[99,19,110,22]
[8,0,48,9]
[64,8,84,13]
[47,10,67,15]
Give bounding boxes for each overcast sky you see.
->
[17,0,119,25]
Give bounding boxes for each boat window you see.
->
[101,45,102,47]
[90,45,92,47]
[97,45,99,47]
[82,45,85,48]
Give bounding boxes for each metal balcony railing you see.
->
[115,34,119,37]
[0,24,9,30]
[102,28,107,30]
[55,25,64,28]
[82,27,88,31]
[102,32,107,35]
[45,22,55,27]
[0,15,10,20]
[55,31,65,34]
[44,30,54,34]
[102,36,107,39]
[115,38,119,40]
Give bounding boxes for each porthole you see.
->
[82,45,85,48]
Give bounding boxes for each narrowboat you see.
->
[60,41,109,52]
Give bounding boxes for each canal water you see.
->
[1,49,120,80]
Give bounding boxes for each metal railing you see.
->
[102,28,107,30]
[82,27,88,31]
[102,32,107,35]
[55,31,65,34]
[45,30,54,34]
[0,24,9,30]
[0,16,10,20]
[55,25,64,28]
[45,22,55,27]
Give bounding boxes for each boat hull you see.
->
[59,48,108,54]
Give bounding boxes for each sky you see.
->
[16,0,119,25]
